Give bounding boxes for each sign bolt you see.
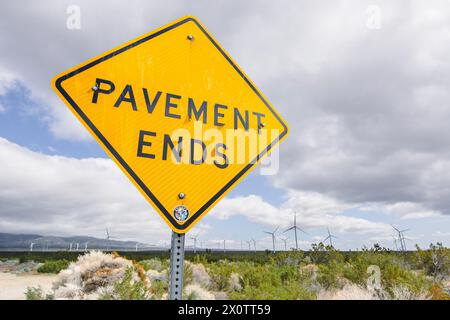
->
[92,85,98,91]
[178,192,185,200]
[259,122,266,128]
[187,35,194,41]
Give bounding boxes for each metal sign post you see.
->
[169,231,185,300]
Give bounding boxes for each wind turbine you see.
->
[84,242,89,252]
[190,234,199,254]
[30,242,34,252]
[393,237,398,251]
[76,243,80,251]
[280,236,289,251]
[69,242,73,251]
[223,239,226,253]
[216,241,222,252]
[284,211,307,250]
[105,228,117,251]
[263,227,279,253]
[251,238,257,252]
[246,240,252,251]
[323,228,338,247]
[391,225,409,251]
[135,243,139,252]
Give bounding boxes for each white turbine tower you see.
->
[251,238,257,252]
[69,242,73,251]
[263,227,279,253]
[105,228,118,251]
[283,212,307,250]
[246,240,252,251]
[190,234,199,254]
[76,243,80,251]
[84,242,89,252]
[223,239,226,253]
[323,228,338,247]
[30,242,34,252]
[280,236,289,251]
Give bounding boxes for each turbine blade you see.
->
[284,226,295,232]
[295,227,308,234]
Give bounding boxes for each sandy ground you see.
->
[0,272,57,300]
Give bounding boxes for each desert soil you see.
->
[0,272,57,300]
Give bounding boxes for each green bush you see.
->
[100,267,150,300]
[414,243,449,280]
[25,286,53,300]
[37,259,70,273]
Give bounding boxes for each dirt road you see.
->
[0,272,56,300]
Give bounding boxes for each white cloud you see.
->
[211,191,392,235]
[0,68,20,114]
[360,202,439,219]
[0,68,18,96]
[385,202,439,219]
[0,137,168,242]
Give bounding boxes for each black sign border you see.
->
[54,17,288,231]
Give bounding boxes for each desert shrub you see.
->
[429,284,450,300]
[185,284,215,300]
[37,259,70,274]
[317,261,346,289]
[381,262,431,296]
[414,243,449,280]
[207,261,234,291]
[52,251,145,299]
[189,262,211,288]
[271,251,304,267]
[25,286,53,300]
[192,254,209,265]
[149,276,168,299]
[228,262,316,300]
[140,258,164,271]
[183,262,193,288]
[310,243,344,265]
[100,267,150,300]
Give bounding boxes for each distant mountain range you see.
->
[0,232,159,251]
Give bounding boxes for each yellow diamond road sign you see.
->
[51,16,289,233]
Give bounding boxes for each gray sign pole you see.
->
[169,231,185,300]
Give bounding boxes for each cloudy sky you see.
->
[0,0,449,250]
